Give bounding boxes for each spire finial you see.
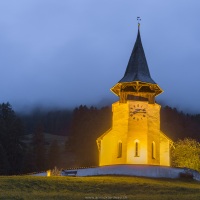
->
[137,17,141,29]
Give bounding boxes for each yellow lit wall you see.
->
[97,100,171,166]
[126,101,148,164]
[160,132,170,166]
[98,102,128,166]
[147,104,160,165]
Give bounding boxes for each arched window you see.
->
[117,141,122,158]
[135,140,140,157]
[152,142,156,159]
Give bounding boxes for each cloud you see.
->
[0,0,200,113]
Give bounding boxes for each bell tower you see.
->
[111,23,162,104]
[97,22,172,167]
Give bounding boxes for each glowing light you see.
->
[97,101,172,166]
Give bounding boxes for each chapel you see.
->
[96,23,172,166]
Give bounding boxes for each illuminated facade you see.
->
[97,24,172,166]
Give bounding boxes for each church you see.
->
[96,24,172,167]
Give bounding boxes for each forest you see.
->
[0,102,200,175]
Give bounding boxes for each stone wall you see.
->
[75,165,200,181]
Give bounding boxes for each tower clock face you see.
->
[129,104,147,121]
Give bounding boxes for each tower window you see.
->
[135,141,140,157]
[152,142,156,159]
[117,142,122,158]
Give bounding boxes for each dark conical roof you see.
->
[110,24,163,99]
[119,26,156,84]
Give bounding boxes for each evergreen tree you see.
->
[0,102,24,174]
[47,139,61,169]
[160,106,200,141]
[0,143,10,174]
[32,124,46,171]
[22,147,37,174]
[68,105,112,167]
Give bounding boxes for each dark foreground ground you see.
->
[0,176,199,200]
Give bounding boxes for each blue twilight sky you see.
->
[0,0,200,113]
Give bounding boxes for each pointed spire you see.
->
[110,22,163,101]
[119,22,156,84]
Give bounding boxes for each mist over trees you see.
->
[20,108,72,135]
[0,102,200,175]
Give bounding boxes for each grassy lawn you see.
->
[0,176,199,200]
